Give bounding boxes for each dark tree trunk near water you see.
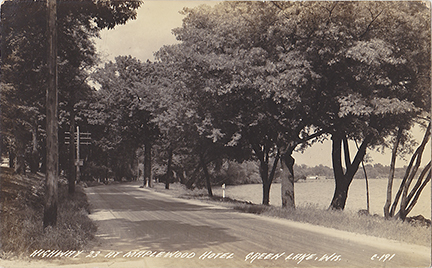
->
[329,134,371,210]
[329,178,350,210]
[281,152,295,208]
[253,143,279,206]
[262,180,271,205]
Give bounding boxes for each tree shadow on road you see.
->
[87,185,229,212]
[93,219,239,251]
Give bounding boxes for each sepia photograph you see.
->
[0,1,431,267]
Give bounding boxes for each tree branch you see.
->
[358,9,384,40]
[269,149,281,184]
[345,134,373,180]
[342,137,351,170]
[252,142,264,163]
[325,2,338,25]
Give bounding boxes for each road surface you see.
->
[76,182,430,268]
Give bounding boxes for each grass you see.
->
[0,167,97,260]
[240,204,431,246]
[152,182,431,247]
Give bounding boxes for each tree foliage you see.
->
[1,0,142,176]
[85,56,158,180]
[268,1,430,210]
[157,2,329,206]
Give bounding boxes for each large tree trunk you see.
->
[200,154,213,197]
[252,143,275,205]
[251,143,282,205]
[185,165,200,189]
[262,180,271,205]
[15,135,26,175]
[9,150,15,169]
[144,141,152,187]
[329,134,371,210]
[384,128,403,219]
[259,155,280,206]
[29,124,39,173]
[281,152,295,208]
[165,148,173,189]
[329,135,346,210]
[44,0,58,228]
[13,121,26,175]
[259,158,270,205]
[329,178,351,210]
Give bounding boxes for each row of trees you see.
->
[1,0,142,226]
[2,2,430,223]
[86,1,431,216]
[155,2,430,213]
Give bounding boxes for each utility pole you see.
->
[76,126,81,183]
[68,110,76,194]
[44,0,58,228]
[65,126,90,186]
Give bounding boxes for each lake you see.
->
[213,179,431,219]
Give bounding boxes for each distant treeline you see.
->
[293,163,407,181]
[166,161,405,186]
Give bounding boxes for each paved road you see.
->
[80,182,430,268]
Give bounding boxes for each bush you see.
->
[0,168,97,259]
[217,161,262,185]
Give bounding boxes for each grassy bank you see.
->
[151,182,431,247]
[0,167,97,260]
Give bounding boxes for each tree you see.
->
[1,0,142,226]
[386,121,431,220]
[155,42,253,195]
[383,127,404,218]
[140,60,193,190]
[1,0,142,175]
[1,1,48,175]
[160,2,325,206]
[327,2,430,210]
[86,56,158,183]
[270,1,430,210]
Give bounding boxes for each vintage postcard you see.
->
[1,1,430,267]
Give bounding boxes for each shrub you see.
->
[0,168,97,259]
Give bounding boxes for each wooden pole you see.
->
[43,0,58,228]
[76,126,80,183]
[68,98,76,194]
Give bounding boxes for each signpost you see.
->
[65,126,91,183]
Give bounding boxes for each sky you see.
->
[94,1,430,168]
[95,1,218,63]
